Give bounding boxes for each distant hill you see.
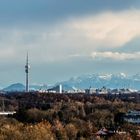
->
[29,85,43,91]
[2,84,49,92]
[3,83,25,92]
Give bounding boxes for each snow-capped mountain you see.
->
[2,73,140,92]
[58,73,140,90]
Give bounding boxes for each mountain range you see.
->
[57,73,140,90]
[2,73,140,92]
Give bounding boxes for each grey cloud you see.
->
[0,0,140,26]
[0,0,140,86]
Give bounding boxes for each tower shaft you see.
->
[26,72,29,92]
[25,53,30,92]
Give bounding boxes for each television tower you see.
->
[25,52,30,92]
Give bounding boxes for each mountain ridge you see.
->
[57,73,140,90]
[2,73,140,91]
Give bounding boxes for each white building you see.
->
[124,110,140,124]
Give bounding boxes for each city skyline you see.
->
[0,0,140,86]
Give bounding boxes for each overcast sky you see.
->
[0,0,140,87]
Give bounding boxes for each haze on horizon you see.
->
[0,0,140,87]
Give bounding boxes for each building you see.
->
[48,84,63,93]
[85,88,96,94]
[124,110,140,124]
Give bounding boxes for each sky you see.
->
[0,0,140,87]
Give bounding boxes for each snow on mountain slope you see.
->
[58,73,140,90]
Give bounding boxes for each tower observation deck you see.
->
[25,53,30,92]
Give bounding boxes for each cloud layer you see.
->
[0,3,140,85]
[91,52,140,61]
[69,10,140,48]
[1,9,139,63]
